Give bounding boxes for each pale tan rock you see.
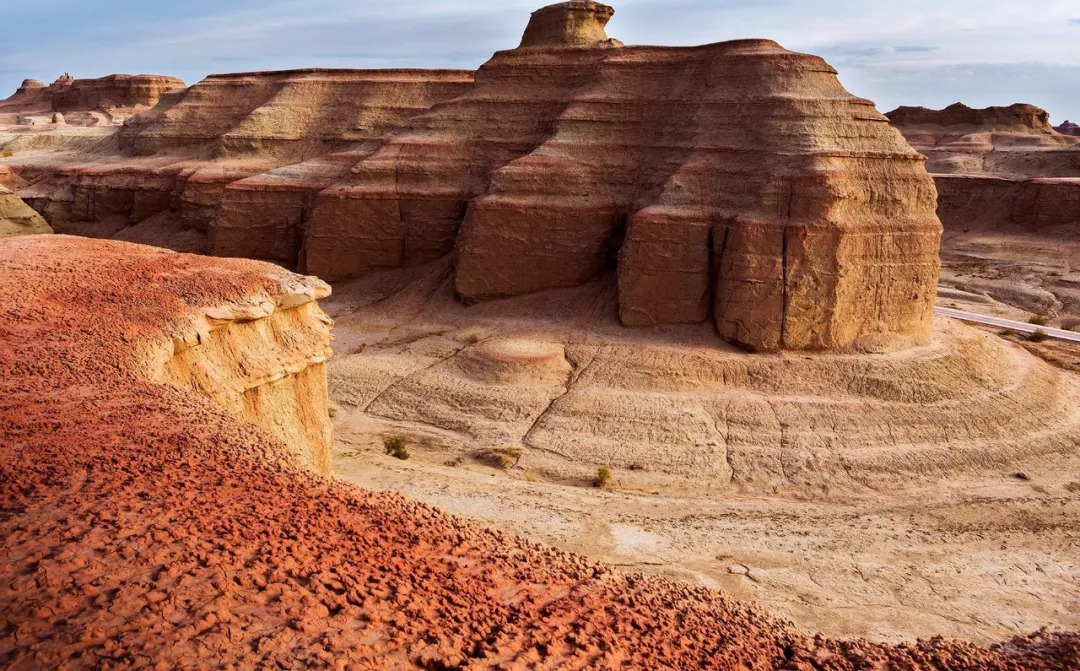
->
[0,184,52,237]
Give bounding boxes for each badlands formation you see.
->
[888,103,1080,324]
[3,234,1079,671]
[2,0,1080,664]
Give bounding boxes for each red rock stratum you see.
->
[2,234,1079,669]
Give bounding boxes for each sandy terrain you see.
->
[938,229,1080,327]
[324,261,1080,646]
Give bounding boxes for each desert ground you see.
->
[320,262,1080,645]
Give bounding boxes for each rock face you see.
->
[0,235,333,471]
[888,103,1080,236]
[0,73,186,125]
[1057,120,1080,137]
[1,69,475,254]
[2,2,942,353]
[302,3,940,352]
[0,184,52,237]
[2,236,1080,670]
[518,0,622,48]
[887,102,1055,133]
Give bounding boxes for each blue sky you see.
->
[2,0,1078,122]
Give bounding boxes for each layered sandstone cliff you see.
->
[1057,120,1080,137]
[1,69,474,253]
[2,238,1078,671]
[299,3,940,351]
[888,103,1080,237]
[2,2,942,352]
[0,73,186,125]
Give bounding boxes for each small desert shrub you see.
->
[475,447,522,470]
[383,434,410,460]
[466,332,480,344]
[628,462,645,472]
[328,407,338,419]
[1028,315,1049,326]
[1063,324,1077,332]
[998,329,1015,337]
[1028,329,1050,343]
[594,466,612,489]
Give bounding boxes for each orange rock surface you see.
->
[2,235,1079,669]
[299,2,940,351]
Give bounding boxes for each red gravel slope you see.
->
[1,235,1077,669]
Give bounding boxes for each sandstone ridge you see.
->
[2,236,1079,669]
[888,102,1080,238]
[0,2,943,352]
[0,73,186,126]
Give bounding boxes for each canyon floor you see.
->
[322,259,1080,647]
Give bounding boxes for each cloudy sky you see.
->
[2,0,1078,122]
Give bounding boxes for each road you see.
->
[934,306,1080,344]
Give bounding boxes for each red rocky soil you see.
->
[1,235,1079,669]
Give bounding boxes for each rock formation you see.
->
[297,2,940,351]
[1,69,474,254]
[0,184,52,236]
[1056,120,1080,137]
[888,103,1080,236]
[0,73,186,125]
[2,234,1079,669]
[1,1,944,352]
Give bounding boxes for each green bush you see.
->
[383,435,410,460]
[1028,329,1050,343]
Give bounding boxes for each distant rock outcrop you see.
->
[2,69,475,251]
[887,102,1055,133]
[888,102,1080,237]
[0,73,186,125]
[1056,120,1080,137]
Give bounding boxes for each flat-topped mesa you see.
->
[888,101,1080,237]
[519,1,621,48]
[887,102,1055,133]
[302,7,941,352]
[47,74,187,113]
[0,73,186,123]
